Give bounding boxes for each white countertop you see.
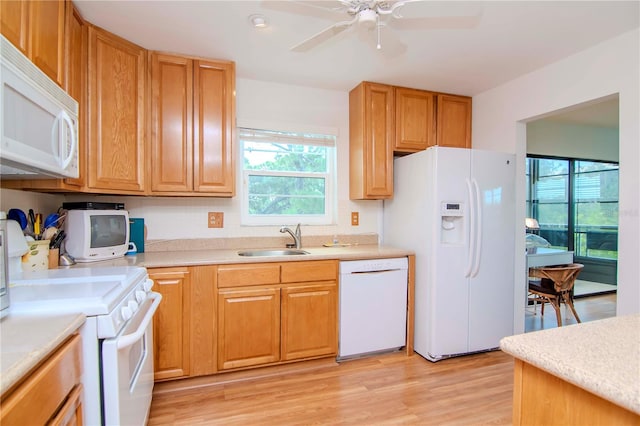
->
[500,314,640,414]
[0,312,86,395]
[70,244,414,269]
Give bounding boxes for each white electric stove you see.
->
[9,266,161,426]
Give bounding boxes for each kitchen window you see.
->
[239,127,336,226]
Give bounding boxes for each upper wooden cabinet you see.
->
[349,81,472,199]
[1,2,86,193]
[1,1,29,55]
[1,0,66,86]
[150,53,235,196]
[436,94,472,148]
[61,3,86,189]
[87,26,146,193]
[394,87,435,153]
[349,82,394,200]
[150,54,193,193]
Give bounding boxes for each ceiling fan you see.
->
[276,0,482,53]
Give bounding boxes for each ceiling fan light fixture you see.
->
[249,14,268,29]
[357,8,378,29]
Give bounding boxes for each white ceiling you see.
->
[74,1,639,96]
[541,97,619,128]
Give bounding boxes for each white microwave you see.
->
[65,210,130,262]
[0,35,79,179]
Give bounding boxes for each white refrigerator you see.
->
[383,146,515,361]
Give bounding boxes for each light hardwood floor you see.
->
[149,295,616,425]
[149,350,514,425]
[525,293,616,332]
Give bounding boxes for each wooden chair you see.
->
[528,263,584,327]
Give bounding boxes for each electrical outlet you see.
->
[208,212,224,228]
[351,211,359,226]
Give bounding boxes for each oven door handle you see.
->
[116,292,162,350]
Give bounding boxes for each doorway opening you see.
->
[524,95,618,331]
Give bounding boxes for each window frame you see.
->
[526,154,619,284]
[238,124,337,227]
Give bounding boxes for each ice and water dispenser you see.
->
[440,202,464,244]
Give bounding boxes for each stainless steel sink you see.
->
[237,249,309,257]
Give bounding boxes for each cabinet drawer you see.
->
[1,334,82,425]
[281,260,338,283]
[218,263,280,288]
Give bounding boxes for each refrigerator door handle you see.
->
[471,179,482,277]
[465,178,475,277]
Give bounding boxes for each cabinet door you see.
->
[281,283,337,361]
[0,334,81,425]
[150,268,191,380]
[88,27,146,193]
[28,0,65,86]
[150,53,193,192]
[349,82,394,200]
[436,94,472,148]
[217,287,280,370]
[193,59,235,195]
[395,87,435,152]
[364,83,394,198]
[1,0,29,54]
[48,384,83,426]
[61,3,85,189]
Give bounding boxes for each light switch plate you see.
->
[351,211,359,226]
[208,212,224,228]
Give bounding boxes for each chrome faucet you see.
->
[280,223,302,249]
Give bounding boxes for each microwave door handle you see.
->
[56,111,76,170]
[116,292,162,350]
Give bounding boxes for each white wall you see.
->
[0,189,64,221]
[527,120,619,162]
[62,78,382,241]
[472,28,639,329]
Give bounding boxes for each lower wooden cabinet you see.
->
[281,283,337,361]
[512,359,640,425]
[150,266,216,381]
[151,267,191,380]
[218,287,281,370]
[0,334,83,426]
[216,260,339,372]
[151,261,339,380]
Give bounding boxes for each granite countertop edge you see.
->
[79,244,414,269]
[0,313,86,396]
[500,314,640,415]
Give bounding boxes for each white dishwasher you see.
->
[339,257,408,359]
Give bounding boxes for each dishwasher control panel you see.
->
[339,257,408,274]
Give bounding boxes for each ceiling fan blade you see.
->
[389,14,482,30]
[290,17,356,52]
[261,1,348,20]
[390,1,484,19]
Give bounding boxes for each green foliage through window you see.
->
[240,128,336,225]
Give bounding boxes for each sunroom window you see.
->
[526,156,619,284]
[239,127,336,226]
